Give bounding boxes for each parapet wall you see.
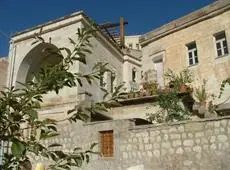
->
[121,117,230,170]
[38,116,230,170]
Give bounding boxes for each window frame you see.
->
[100,72,106,87]
[186,42,199,66]
[214,31,229,58]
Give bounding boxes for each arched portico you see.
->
[15,42,62,88]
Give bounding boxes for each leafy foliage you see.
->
[147,90,190,123]
[142,81,158,95]
[164,69,193,90]
[146,69,192,124]
[219,78,230,98]
[0,26,123,169]
[193,80,209,102]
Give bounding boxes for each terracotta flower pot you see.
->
[199,101,206,107]
[140,91,147,97]
[179,84,187,93]
[140,92,144,97]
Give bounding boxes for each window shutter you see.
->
[100,130,113,157]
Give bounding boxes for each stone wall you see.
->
[38,116,230,170]
[121,118,230,170]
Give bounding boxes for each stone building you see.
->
[5,0,230,169]
[125,35,141,50]
[140,0,230,107]
[0,57,8,93]
[7,11,141,120]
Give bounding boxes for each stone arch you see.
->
[16,42,63,88]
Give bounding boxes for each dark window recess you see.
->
[195,56,198,64]
[132,69,136,82]
[100,74,104,87]
[110,72,115,93]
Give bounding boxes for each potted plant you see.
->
[164,69,193,93]
[193,80,209,107]
[147,81,158,95]
[128,89,135,98]
[139,88,146,97]
[178,69,193,93]
[141,81,158,96]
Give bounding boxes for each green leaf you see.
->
[47,125,57,131]
[76,78,83,87]
[67,108,76,114]
[11,140,26,158]
[48,143,62,148]
[68,37,76,45]
[90,143,97,150]
[74,147,82,152]
[30,110,38,120]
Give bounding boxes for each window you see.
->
[141,71,144,79]
[100,72,107,87]
[128,43,133,49]
[136,43,140,50]
[187,42,198,66]
[214,31,229,57]
[100,130,113,157]
[100,73,105,87]
[110,72,116,93]
[132,68,137,82]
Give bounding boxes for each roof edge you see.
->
[12,10,84,37]
[140,0,230,46]
[11,11,124,60]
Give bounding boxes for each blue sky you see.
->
[0,0,214,57]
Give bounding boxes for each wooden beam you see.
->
[120,17,125,48]
[99,21,128,29]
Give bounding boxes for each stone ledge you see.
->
[129,115,230,131]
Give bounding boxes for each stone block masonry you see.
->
[37,116,230,170]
